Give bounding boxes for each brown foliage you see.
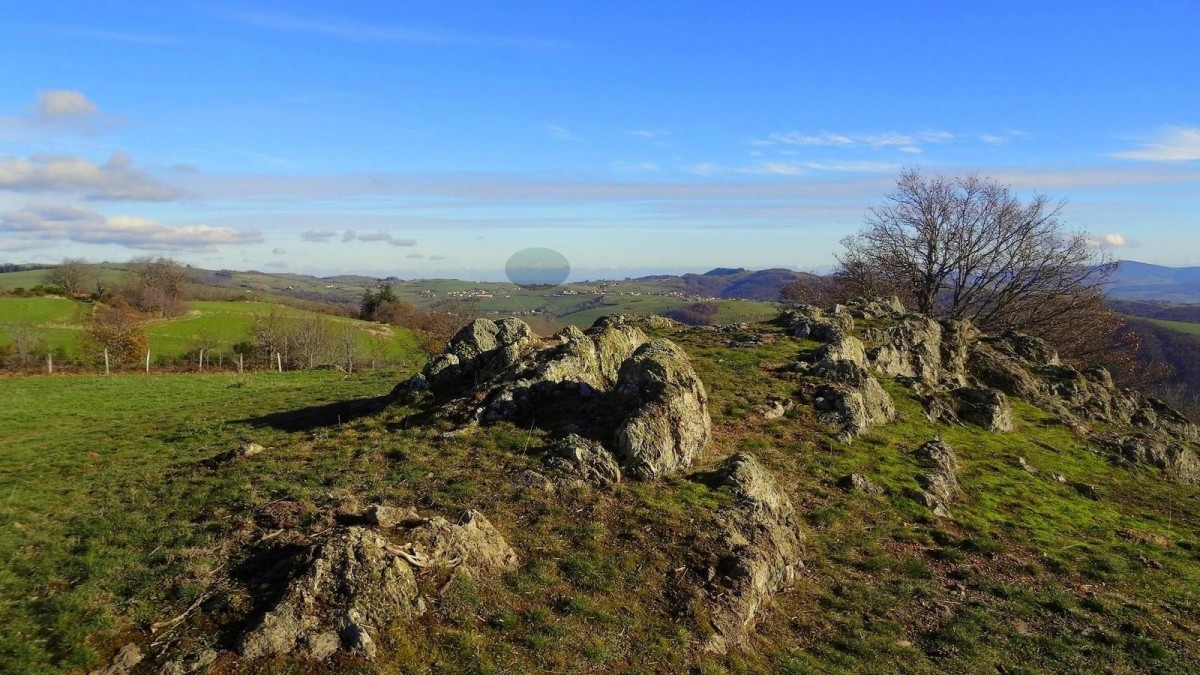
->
[80,299,148,368]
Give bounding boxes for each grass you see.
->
[1149,318,1200,335]
[0,297,421,363]
[1,317,1199,672]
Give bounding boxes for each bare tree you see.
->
[47,258,92,296]
[125,256,189,316]
[292,315,335,369]
[838,169,1114,338]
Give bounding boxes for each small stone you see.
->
[363,504,421,529]
[90,643,142,675]
[838,473,883,495]
[1017,457,1039,475]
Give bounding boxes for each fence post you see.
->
[146,349,150,374]
[47,352,53,375]
[277,352,283,373]
[104,348,110,375]
[199,349,204,372]
[238,353,244,374]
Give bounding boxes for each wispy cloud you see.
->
[624,129,668,140]
[1088,233,1139,248]
[301,230,337,242]
[545,124,579,141]
[0,204,261,251]
[979,130,1028,145]
[208,8,566,50]
[0,89,114,137]
[1113,127,1200,162]
[235,149,303,169]
[339,230,417,246]
[45,26,181,47]
[271,247,287,254]
[750,129,956,152]
[0,153,181,201]
[36,90,98,118]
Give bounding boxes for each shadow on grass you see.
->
[234,394,394,432]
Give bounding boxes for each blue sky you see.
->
[0,1,1197,280]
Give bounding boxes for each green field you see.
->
[0,297,421,364]
[1150,318,1200,335]
[2,319,1200,672]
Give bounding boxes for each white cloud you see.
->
[271,247,287,254]
[545,124,579,141]
[0,153,180,201]
[207,8,566,50]
[980,134,1006,145]
[684,163,723,176]
[36,90,98,118]
[613,160,659,173]
[301,230,337,242]
[624,129,668,140]
[0,205,262,251]
[1089,233,1137,248]
[751,129,955,152]
[1113,127,1200,162]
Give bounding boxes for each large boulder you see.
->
[866,315,945,384]
[812,361,896,439]
[614,340,712,478]
[953,387,1014,432]
[779,305,853,342]
[699,453,804,653]
[967,344,1042,399]
[238,527,423,661]
[984,331,1060,367]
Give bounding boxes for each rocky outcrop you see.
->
[865,315,973,387]
[757,397,794,420]
[239,511,517,662]
[953,387,1014,432]
[779,305,853,341]
[914,439,960,518]
[699,453,804,654]
[544,434,622,486]
[812,361,896,440]
[614,340,712,478]
[239,527,423,661]
[1110,435,1200,486]
[966,344,1042,399]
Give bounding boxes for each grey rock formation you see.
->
[613,340,712,479]
[1112,435,1200,486]
[238,527,423,661]
[838,473,884,495]
[812,361,896,440]
[90,643,142,675]
[699,453,804,654]
[914,439,960,518]
[544,433,622,487]
[953,387,1015,432]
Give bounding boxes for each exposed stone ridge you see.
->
[698,453,804,654]
[395,316,711,479]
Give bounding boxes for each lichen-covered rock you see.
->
[914,439,960,517]
[1112,435,1200,486]
[364,504,422,529]
[406,510,520,576]
[614,340,711,478]
[779,305,853,342]
[838,473,884,495]
[984,331,1060,367]
[699,453,804,654]
[967,345,1042,399]
[812,361,896,439]
[90,643,142,675]
[757,397,793,420]
[545,434,622,486]
[866,315,944,384]
[953,387,1014,432]
[817,333,867,369]
[238,527,423,661]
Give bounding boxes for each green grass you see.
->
[2,318,1199,673]
[1149,318,1200,335]
[0,297,421,363]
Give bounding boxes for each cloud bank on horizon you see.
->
[0,2,1196,278]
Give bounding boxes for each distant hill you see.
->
[634,267,814,302]
[1108,261,1200,302]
